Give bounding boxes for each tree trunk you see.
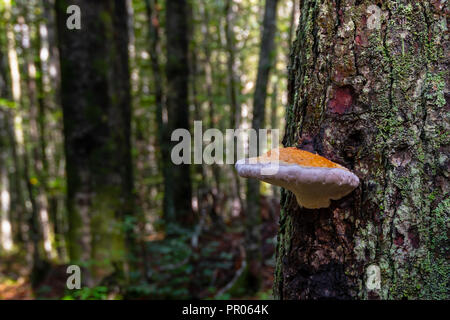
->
[145,0,169,216]
[3,0,49,283]
[41,0,67,261]
[56,0,135,283]
[165,0,193,229]
[286,0,298,63]
[224,0,245,214]
[0,111,13,254]
[0,22,13,254]
[245,0,279,294]
[21,12,56,261]
[225,0,242,129]
[198,0,223,201]
[270,81,280,199]
[275,0,449,300]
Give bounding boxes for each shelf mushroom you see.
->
[235,147,360,209]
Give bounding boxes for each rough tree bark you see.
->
[275,0,448,299]
[56,0,135,283]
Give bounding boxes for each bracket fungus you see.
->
[235,147,360,209]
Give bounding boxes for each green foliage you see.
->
[62,286,111,300]
[126,232,193,299]
[0,98,16,109]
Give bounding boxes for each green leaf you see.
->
[0,98,16,109]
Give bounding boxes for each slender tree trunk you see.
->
[165,0,193,229]
[41,0,67,261]
[35,11,65,261]
[142,0,166,281]
[187,1,208,225]
[22,133,49,287]
[270,81,280,199]
[3,0,47,283]
[275,0,449,300]
[145,0,165,174]
[194,0,226,231]
[286,0,298,63]
[0,32,25,246]
[0,111,13,253]
[145,0,175,230]
[0,22,13,253]
[56,0,135,284]
[225,0,241,129]
[199,0,222,199]
[21,14,56,262]
[0,8,25,249]
[224,0,245,214]
[245,0,279,294]
[42,0,60,90]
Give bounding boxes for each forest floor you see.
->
[0,253,33,299]
[0,277,33,300]
[0,197,279,300]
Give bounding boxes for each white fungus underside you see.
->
[235,159,360,209]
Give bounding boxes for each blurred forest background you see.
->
[0,0,297,299]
